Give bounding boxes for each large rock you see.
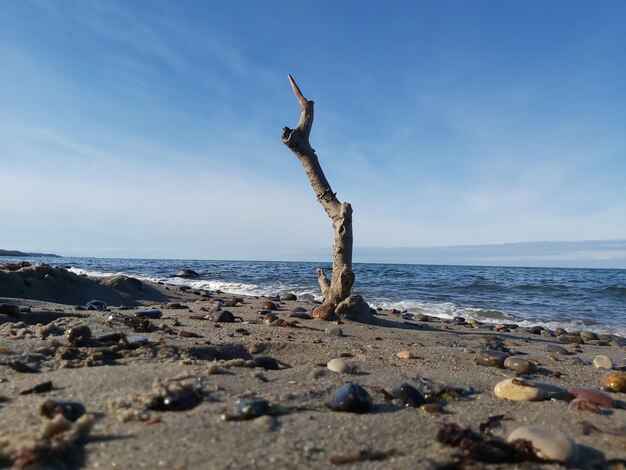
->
[335,295,373,322]
[174,269,200,278]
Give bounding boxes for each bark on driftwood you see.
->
[281,75,356,317]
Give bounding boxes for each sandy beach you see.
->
[1,264,625,469]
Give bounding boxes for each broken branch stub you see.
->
[281,75,356,314]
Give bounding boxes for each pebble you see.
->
[558,335,583,344]
[601,371,626,393]
[329,383,371,413]
[0,303,21,318]
[503,356,538,374]
[260,300,278,311]
[325,326,343,337]
[593,355,613,370]
[568,398,600,413]
[474,349,509,368]
[507,426,578,463]
[546,345,569,355]
[396,351,416,359]
[493,378,544,401]
[135,309,163,319]
[288,311,312,320]
[327,358,350,373]
[568,387,615,408]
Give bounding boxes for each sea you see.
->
[3,256,626,337]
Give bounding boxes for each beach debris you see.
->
[474,349,509,368]
[174,269,200,278]
[0,407,94,469]
[329,383,371,413]
[222,398,293,421]
[66,325,92,347]
[327,358,350,374]
[329,448,399,465]
[85,299,106,311]
[8,360,40,373]
[601,371,626,393]
[507,426,579,463]
[594,355,614,370]
[135,309,163,319]
[478,414,508,435]
[0,303,21,318]
[436,422,537,463]
[145,377,204,412]
[124,315,154,332]
[503,356,538,374]
[569,387,615,408]
[493,378,544,401]
[396,350,416,360]
[39,399,86,422]
[20,381,53,395]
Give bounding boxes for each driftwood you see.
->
[281,75,355,311]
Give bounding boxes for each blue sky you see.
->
[1,1,625,267]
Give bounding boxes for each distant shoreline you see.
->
[0,249,60,258]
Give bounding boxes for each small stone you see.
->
[260,300,278,311]
[135,309,163,319]
[474,349,509,368]
[601,371,626,393]
[568,387,615,408]
[396,350,416,359]
[546,345,569,355]
[325,326,343,337]
[329,383,371,413]
[289,311,312,320]
[568,398,600,413]
[558,335,583,344]
[593,355,613,370]
[508,426,578,463]
[327,358,350,373]
[253,414,277,431]
[0,303,21,318]
[503,356,538,374]
[493,378,544,401]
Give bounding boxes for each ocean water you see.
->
[3,256,626,336]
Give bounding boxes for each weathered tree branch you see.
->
[281,75,355,312]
